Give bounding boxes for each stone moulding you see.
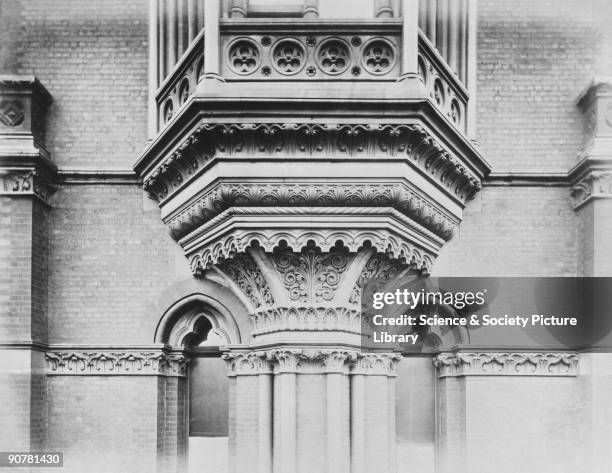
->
[141,123,483,204]
[45,351,189,377]
[186,220,437,275]
[223,348,401,376]
[164,181,460,241]
[251,306,362,336]
[433,352,579,378]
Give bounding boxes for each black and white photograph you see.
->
[1,0,611,472]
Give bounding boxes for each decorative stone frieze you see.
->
[45,351,190,377]
[187,218,437,275]
[433,352,579,378]
[220,33,400,81]
[165,181,458,241]
[143,123,481,204]
[225,348,397,375]
[251,306,361,336]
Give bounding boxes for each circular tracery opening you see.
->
[316,38,351,75]
[227,38,261,75]
[272,39,306,75]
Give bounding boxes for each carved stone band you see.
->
[251,307,362,337]
[224,349,402,376]
[165,181,459,241]
[184,208,440,275]
[142,123,482,204]
[433,352,579,377]
[45,351,190,377]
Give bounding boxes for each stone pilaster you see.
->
[224,351,274,473]
[570,78,612,275]
[0,75,55,454]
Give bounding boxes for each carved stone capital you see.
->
[207,244,411,342]
[433,352,579,377]
[570,170,612,209]
[223,351,273,376]
[45,350,190,377]
[350,352,402,376]
[262,348,358,374]
[0,168,56,203]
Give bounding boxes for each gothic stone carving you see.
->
[223,351,273,376]
[433,352,579,377]
[188,224,436,275]
[45,351,189,377]
[221,33,400,80]
[0,169,56,203]
[349,252,406,305]
[251,306,361,337]
[217,252,275,309]
[0,99,24,127]
[270,243,352,304]
[165,182,459,242]
[225,349,399,376]
[143,123,481,204]
[570,171,612,209]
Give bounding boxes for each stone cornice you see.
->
[184,210,439,275]
[140,123,483,205]
[433,352,579,378]
[165,181,459,241]
[45,350,189,377]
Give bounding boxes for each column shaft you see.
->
[275,372,297,473]
[400,0,420,78]
[258,373,273,473]
[166,0,177,73]
[148,0,159,138]
[326,372,350,473]
[350,374,366,473]
[203,0,222,80]
[466,0,478,138]
[447,0,460,73]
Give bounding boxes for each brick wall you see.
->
[439,186,577,276]
[46,376,158,473]
[477,0,612,172]
[7,0,149,168]
[0,197,33,342]
[48,184,181,344]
